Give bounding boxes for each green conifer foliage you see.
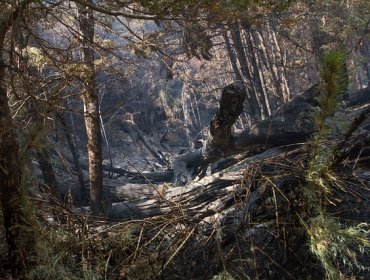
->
[304,49,369,280]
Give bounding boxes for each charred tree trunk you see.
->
[252,29,280,111]
[181,86,194,150]
[56,113,86,204]
[229,23,262,121]
[77,1,104,215]
[173,84,320,184]
[223,30,257,119]
[36,148,60,199]
[0,5,37,278]
[267,23,291,103]
[173,83,246,183]
[242,23,270,117]
[204,84,246,159]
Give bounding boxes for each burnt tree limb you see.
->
[204,83,246,160]
[106,145,308,219]
[77,160,174,183]
[173,84,320,184]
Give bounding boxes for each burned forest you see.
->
[1,1,370,279]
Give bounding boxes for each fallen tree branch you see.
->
[172,84,320,184]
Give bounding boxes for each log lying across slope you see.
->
[98,84,369,187]
[173,83,320,184]
[108,84,370,220]
[110,144,302,219]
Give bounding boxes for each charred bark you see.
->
[172,84,320,184]
[229,24,262,120]
[36,148,60,199]
[56,113,86,204]
[223,30,258,119]
[204,83,246,159]
[173,83,246,184]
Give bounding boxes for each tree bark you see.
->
[109,145,301,219]
[223,30,257,119]
[242,23,270,117]
[173,83,246,183]
[36,148,60,199]
[56,112,86,204]
[229,23,262,120]
[172,84,320,184]
[77,1,105,215]
[0,3,37,278]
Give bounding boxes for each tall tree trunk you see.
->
[223,30,258,119]
[359,40,370,86]
[252,29,280,111]
[229,23,262,121]
[267,24,291,103]
[181,86,194,150]
[256,27,289,110]
[36,148,60,199]
[241,24,270,117]
[0,5,37,278]
[56,113,86,204]
[77,1,104,215]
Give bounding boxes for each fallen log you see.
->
[110,144,301,219]
[172,84,320,184]
[78,161,174,183]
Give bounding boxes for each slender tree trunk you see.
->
[229,23,262,120]
[256,28,287,110]
[223,30,257,119]
[36,148,60,199]
[181,86,195,150]
[241,24,270,117]
[267,24,291,102]
[253,29,280,109]
[248,28,271,116]
[0,11,37,278]
[77,1,104,215]
[360,41,370,85]
[57,113,86,204]
[223,31,244,84]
